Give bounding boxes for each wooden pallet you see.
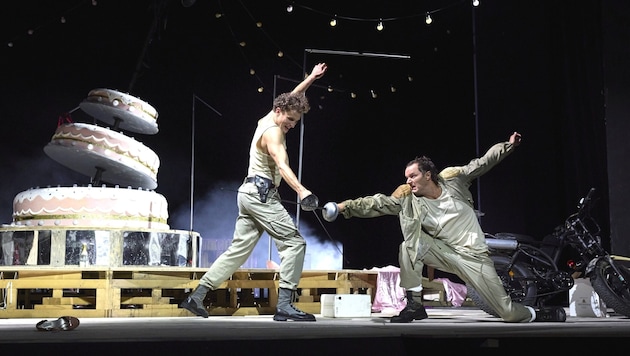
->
[0,267,379,318]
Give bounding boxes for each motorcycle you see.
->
[468,187,630,317]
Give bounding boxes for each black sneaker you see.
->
[534,307,566,322]
[390,301,428,323]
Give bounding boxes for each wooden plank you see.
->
[0,267,380,318]
[42,296,95,305]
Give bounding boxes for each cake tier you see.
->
[79,88,159,135]
[44,123,159,190]
[12,185,169,229]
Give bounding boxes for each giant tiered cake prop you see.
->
[1,89,199,267]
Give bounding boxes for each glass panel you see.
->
[123,231,192,266]
[65,230,110,266]
[1,230,41,265]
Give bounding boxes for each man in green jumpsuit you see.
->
[323,132,566,323]
[181,62,327,321]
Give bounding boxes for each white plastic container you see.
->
[320,294,372,318]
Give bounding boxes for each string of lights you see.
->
[218,0,481,99]
[5,0,481,100]
[5,0,98,49]
[284,0,479,30]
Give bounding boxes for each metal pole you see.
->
[190,94,196,232]
[471,6,482,216]
[295,54,308,228]
[297,49,411,228]
[189,94,223,232]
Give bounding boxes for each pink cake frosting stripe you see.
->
[12,185,169,229]
[44,123,159,189]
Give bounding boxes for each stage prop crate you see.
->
[0,267,379,318]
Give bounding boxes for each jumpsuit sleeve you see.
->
[440,141,516,182]
[340,193,403,219]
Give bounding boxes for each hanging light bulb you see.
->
[60,17,66,24]
[286,4,293,12]
[390,85,396,93]
[256,21,262,28]
[425,13,433,25]
[91,0,97,5]
[371,90,377,99]
[215,13,223,18]
[376,20,384,31]
[257,87,264,93]
[239,41,246,47]
[350,92,357,99]
[329,17,337,27]
[408,75,414,82]
[327,86,333,92]
[249,68,255,75]
[472,0,480,6]
[277,51,284,57]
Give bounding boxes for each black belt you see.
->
[246,176,276,189]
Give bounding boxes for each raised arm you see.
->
[291,63,327,95]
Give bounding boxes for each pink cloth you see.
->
[369,266,468,312]
[434,277,467,307]
[369,266,407,313]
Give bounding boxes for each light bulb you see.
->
[215,13,223,18]
[390,85,396,93]
[277,51,284,57]
[249,68,255,75]
[376,20,384,31]
[350,92,357,99]
[257,87,264,93]
[286,5,293,12]
[425,13,432,25]
[327,86,333,92]
[330,18,337,27]
[256,22,262,28]
[239,41,246,47]
[472,0,480,6]
[371,90,377,98]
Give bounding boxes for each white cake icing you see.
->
[44,123,159,190]
[12,185,169,229]
[79,88,159,135]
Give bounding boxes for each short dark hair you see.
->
[406,156,441,185]
[273,92,311,114]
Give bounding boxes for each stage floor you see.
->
[1,307,629,353]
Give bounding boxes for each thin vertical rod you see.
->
[472,6,482,215]
[190,94,196,232]
[295,53,308,228]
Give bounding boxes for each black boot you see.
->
[180,284,210,318]
[533,306,566,322]
[391,290,428,323]
[273,288,316,322]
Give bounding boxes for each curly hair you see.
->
[273,92,311,114]
[406,156,442,185]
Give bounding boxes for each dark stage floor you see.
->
[1,307,629,354]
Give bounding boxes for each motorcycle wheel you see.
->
[590,257,630,317]
[468,255,537,317]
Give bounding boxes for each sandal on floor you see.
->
[36,316,80,331]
